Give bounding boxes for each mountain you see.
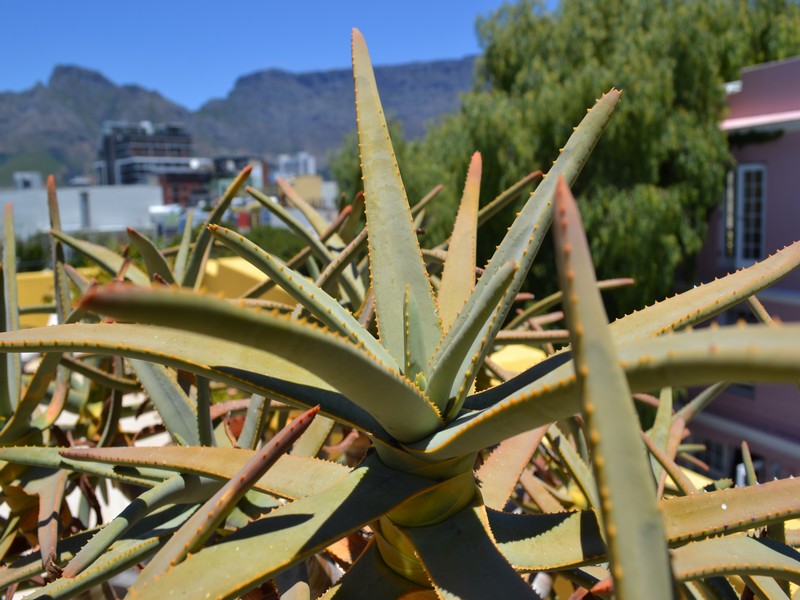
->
[0,58,475,185]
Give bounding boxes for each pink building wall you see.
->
[693,55,800,478]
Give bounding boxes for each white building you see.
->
[1,184,164,240]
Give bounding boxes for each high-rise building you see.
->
[93,121,212,206]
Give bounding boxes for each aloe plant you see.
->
[1,29,799,599]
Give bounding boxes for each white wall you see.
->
[0,185,164,239]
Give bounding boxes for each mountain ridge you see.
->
[0,57,475,185]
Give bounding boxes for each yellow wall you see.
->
[291,175,323,208]
[16,257,293,328]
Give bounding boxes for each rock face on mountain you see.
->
[0,58,475,185]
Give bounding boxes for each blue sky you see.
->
[2,1,517,110]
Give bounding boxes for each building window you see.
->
[724,164,766,268]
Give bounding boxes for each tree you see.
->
[405,0,800,315]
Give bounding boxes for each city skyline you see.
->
[2,0,519,110]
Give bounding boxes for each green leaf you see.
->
[46,176,71,324]
[290,415,335,458]
[0,352,62,442]
[434,90,621,402]
[352,28,442,371]
[131,407,319,590]
[195,376,215,447]
[491,476,800,570]
[0,323,388,438]
[339,191,365,243]
[182,165,252,287]
[438,152,481,333]
[55,445,349,500]
[210,224,393,367]
[412,324,800,459]
[127,227,176,284]
[236,394,268,450]
[401,503,536,599]
[19,505,195,599]
[476,170,542,227]
[475,427,546,510]
[671,536,800,585]
[24,468,68,576]
[172,209,194,285]
[1,204,20,415]
[425,260,518,420]
[62,475,221,578]
[610,240,800,343]
[321,540,426,598]
[81,285,441,441]
[551,177,674,597]
[128,358,200,446]
[49,229,150,285]
[128,454,437,599]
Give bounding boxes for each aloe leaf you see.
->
[63,263,91,293]
[210,224,393,367]
[58,445,349,500]
[236,394,268,450]
[506,278,634,330]
[411,184,443,217]
[0,351,61,442]
[438,152,481,333]
[49,229,150,286]
[426,260,518,419]
[477,170,542,227]
[62,475,219,578]
[59,355,140,393]
[128,454,437,599]
[19,504,195,599]
[248,187,363,307]
[81,285,441,441]
[277,177,366,301]
[1,204,20,415]
[46,176,71,323]
[400,503,535,599]
[641,428,697,496]
[182,165,252,287]
[434,91,621,400]
[0,447,169,487]
[547,424,599,510]
[412,324,800,459]
[278,177,339,241]
[98,371,123,447]
[518,471,565,513]
[0,323,390,438]
[247,187,334,264]
[610,240,800,343]
[241,204,353,299]
[741,575,791,599]
[675,382,729,424]
[172,209,194,285]
[671,536,800,585]
[321,539,426,598]
[476,427,546,511]
[340,191,365,243]
[291,415,335,458]
[128,359,200,446]
[491,476,800,570]
[25,468,68,576]
[352,28,442,371]
[127,227,175,284]
[195,376,214,447]
[315,226,369,297]
[649,386,673,486]
[132,406,319,590]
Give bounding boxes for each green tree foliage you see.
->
[333,0,800,315]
